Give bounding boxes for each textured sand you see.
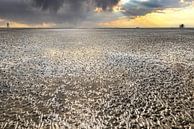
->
[0,29,194,129]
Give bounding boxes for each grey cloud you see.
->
[0,0,120,24]
[94,0,120,10]
[0,0,193,26]
[32,0,120,12]
[123,0,193,17]
[0,0,90,24]
[32,0,65,12]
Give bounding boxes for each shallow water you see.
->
[0,29,194,129]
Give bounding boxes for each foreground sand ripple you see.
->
[0,29,194,129]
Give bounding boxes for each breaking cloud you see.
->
[0,0,193,27]
[123,0,193,17]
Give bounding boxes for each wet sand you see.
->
[0,29,194,129]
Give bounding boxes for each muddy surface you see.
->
[0,29,194,129]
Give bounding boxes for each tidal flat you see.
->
[0,29,194,129]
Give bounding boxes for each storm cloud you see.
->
[32,0,120,12]
[0,0,120,24]
[32,0,65,12]
[0,0,193,26]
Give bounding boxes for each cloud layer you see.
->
[32,0,120,12]
[0,0,193,27]
[123,0,192,17]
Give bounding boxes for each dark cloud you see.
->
[123,0,193,17]
[32,0,120,12]
[0,0,90,24]
[94,0,120,10]
[32,0,65,12]
[0,0,120,24]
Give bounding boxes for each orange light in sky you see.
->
[99,4,194,28]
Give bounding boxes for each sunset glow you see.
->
[0,0,193,28]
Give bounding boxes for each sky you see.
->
[0,0,193,28]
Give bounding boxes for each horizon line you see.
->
[0,27,194,30]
